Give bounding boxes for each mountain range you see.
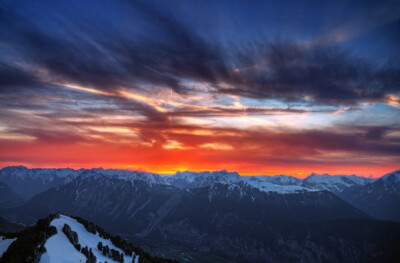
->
[0,166,399,262]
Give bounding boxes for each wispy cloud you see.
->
[0,0,399,176]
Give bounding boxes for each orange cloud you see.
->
[1,122,399,178]
[200,143,233,150]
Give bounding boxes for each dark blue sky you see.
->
[0,0,399,176]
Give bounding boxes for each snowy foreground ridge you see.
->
[0,237,16,258]
[40,215,138,263]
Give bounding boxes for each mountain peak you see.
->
[168,170,241,189]
[380,170,400,183]
[302,173,375,194]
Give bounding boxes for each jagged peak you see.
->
[304,172,373,182]
[380,170,400,183]
[76,169,166,186]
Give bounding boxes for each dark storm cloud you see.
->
[0,0,399,106]
[224,42,400,105]
[0,0,227,94]
[0,63,41,92]
[365,126,390,140]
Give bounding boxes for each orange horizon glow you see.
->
[0,162,396,178]
[1,66,399,179]
[0,139,397,178]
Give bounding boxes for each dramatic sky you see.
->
[0,0,399,177]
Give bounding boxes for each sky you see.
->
[0,0,399,177]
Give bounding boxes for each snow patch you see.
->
[246,180,318,194]
[40,215,138,263]
[0,236,16,257]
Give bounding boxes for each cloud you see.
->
[364,126,389,140]
[0,0,399,176]
[221,42,400,105]
[162,140,190,150]
[384,94,400,107]
[0,63,42,93]
[200,143,233,150]
[312,0,400,44]
[1,0,399,108]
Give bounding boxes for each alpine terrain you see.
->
[0,166,399,262]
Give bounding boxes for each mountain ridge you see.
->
[0,166,384,196]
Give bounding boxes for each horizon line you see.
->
[1,164,396,179]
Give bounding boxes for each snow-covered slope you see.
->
[40,215,138,263]
[0,236,16,257]
[165,170,374,194]
[81,168,167,185]
[246,175,302,185]
[165,170,241,188]
[243,176,316,194]
[301,173,375,194]
[166,170,315,194]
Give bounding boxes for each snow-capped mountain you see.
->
[0,166,82,199]
[301,173,375,194]
[164,170,241,188]
[166,170,314,194]
[242,176,314,194]
[0,166,167,199]
[246,174,302,185]
[165,170,374,194]
[0,166,378,198]
[0,166,392,213]
[84,168,167,185]
[380,170,400,185]
[166,170,318,194]
[1,168,399,262]
[2,173,373,262]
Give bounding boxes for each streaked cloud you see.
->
[200,143,234,151]
[0,0,399,176]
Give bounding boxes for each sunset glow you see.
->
[0,0,399,177]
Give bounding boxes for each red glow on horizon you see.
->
[0,139,397,178]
